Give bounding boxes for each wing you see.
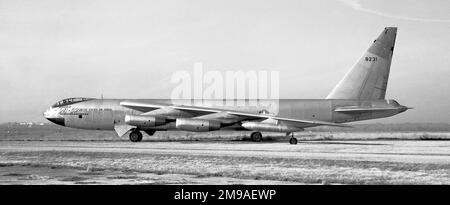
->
[228,111,351,127]
[120,101,351,128]
[120,101,222,115]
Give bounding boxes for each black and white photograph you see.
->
[0,0,449,201]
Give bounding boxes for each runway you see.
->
[0,140,449,184]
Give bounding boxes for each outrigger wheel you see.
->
[288,132,298,145]
[289,137,298,145]
[250,132,263,142]
[129,129,143,142]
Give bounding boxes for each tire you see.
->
[289,137,298,145]
[129,131,143,142]
[250,132,263,142]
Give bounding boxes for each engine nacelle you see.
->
[241,121,304,132]
[125,115,166,128]
[175,118,221,132]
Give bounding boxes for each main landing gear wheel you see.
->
[129,130,143,142]
[289,137,298,145]
[250,132,263,142]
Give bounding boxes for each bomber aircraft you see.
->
[44,27,410,144]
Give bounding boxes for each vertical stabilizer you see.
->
[326,27,397,100]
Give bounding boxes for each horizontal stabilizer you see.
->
[334,106,399,113]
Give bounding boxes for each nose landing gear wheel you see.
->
[250,132,263,142]
[289,137,298,145]
[129,130,143,142]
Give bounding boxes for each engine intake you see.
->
[125,115,166,128]
[175,118,221,132]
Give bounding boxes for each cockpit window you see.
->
[52,98,93,107]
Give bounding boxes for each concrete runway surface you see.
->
[0,140,449,184]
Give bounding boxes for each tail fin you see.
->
[326,27,397,100]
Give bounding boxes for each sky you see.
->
[0,0,449,123]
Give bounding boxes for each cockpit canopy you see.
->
[52,97,93,108]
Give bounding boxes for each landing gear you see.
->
[250,132,263,142]
[129,130,143,142]
[289,137,298,145]
[287,132,297,145]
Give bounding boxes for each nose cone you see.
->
[43,108,65,126]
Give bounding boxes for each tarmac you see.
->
[0,140,449,184]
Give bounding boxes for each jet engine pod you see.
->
[175,118,221,132]
[241,121,304,132]
[125,115,166,128]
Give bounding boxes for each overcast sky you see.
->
[0,0,449,123]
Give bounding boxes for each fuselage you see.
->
[44,98,408,131]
